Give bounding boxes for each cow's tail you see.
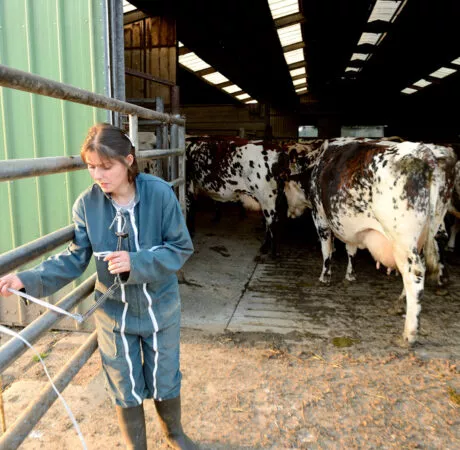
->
[424,149,456,282]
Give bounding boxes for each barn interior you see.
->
[124,0,460,142]
[121,1,460,342]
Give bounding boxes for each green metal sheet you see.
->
[0,0,112,328]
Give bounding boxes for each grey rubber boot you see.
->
[116,403,147,450]
[154,396,198,449]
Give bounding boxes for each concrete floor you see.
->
[180,202,460,358]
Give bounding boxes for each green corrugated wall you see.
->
[0,0,111,327]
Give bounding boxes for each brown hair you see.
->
[80,123,139,183]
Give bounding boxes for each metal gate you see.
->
[0,62,186,448]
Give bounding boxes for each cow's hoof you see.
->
[345,274,356,282]
[259,243,270,254]
[435,288,449,296]
[403,331,417,347]
[388,304,405,316]
[319,276,331,285]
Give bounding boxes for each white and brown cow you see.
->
[186,137,290,256]
[284,138,456,344]
[446,161,460,251]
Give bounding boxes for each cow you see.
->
[284,138,456,345]
[446,161,460,251]
[186,137,290,256]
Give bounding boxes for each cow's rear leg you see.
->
[186,191,197,236]
[312,213,333,283]
[345,244,357,281]
[447,218,460,251]
[388,287,406,315]
[394,247,425,345]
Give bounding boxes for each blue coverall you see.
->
[18,173,194,407]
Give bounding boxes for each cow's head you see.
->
[284,180,311,218]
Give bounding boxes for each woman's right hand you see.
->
[0,274,24,297]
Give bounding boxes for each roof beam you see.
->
[282,41,306,54]
[274,12,305,29]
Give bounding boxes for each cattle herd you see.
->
[140,133,460,346]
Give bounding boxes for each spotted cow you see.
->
[284,138,457,344]
[186,137,290,256]
[446,161,460,251]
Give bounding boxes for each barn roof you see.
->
[126,0,460,128]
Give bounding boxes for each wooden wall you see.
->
[182,104,298,140]
[124,16,176,106]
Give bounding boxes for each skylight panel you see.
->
[202,72,229,85]
[236,93,251,100]
[245,100,258,104]
[178,52,210,72]
[345,67,361,72]
[295,87,307,94]
[401,87,416,94]
[429,67,457,78]
[293,77,307,86]
[178,42,184,48]
[451,57,460,65]
[368,1,401,23]
[284,48,304,65]
[290,67,306,77]
[123,1,137,13]
[351,53,369,61]
[358,32,382,46]
[413,79,431,88]
[223,85,241,94]
[277,24,302,47]
[268,0,300,20]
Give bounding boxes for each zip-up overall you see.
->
[18,173,194,407]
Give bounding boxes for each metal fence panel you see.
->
[0,0,109,328]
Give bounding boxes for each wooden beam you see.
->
[274,12,305,29]
[195,67,216,77]
[123,10,148,25]
[288,61,307,71]
[291,74,307,82]
[282,41,305,54]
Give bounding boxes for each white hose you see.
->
[7,288,84,323]
[0,325,87,449]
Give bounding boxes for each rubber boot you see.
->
[116,404,147,450]
[154,396,198,449]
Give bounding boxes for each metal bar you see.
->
[171,86,180,115]
[138,119,162,126]
[127,98,157,104]
[0,376,5,433]
[0,225,74,277]
[0,274,96,374]
[125,67,175,87]
[0,149,184,182]
[0,156,85,182]
[0,64,184,126]
[156,97,169,180]
[170,123,179,184]
[129,114,139,152]
[0,331,98,450]
[178,125,187,214]
[169,177,185,188]
[109,0,126,126]
[137,149,184,159]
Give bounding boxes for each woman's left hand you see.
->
[104,251,131,274]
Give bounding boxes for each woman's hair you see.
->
[81,123,139,183]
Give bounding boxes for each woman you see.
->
[0,123,197,450]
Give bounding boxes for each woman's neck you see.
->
[111,183,135,206]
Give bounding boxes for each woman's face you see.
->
[85,151,133,195]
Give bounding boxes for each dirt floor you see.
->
[0,203,459,449]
